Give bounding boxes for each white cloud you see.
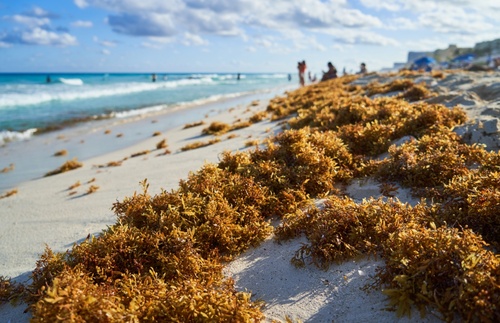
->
[140,36,175,49]
[79,0,185,13]
[147,36,175,44]
[360,0,401,11]
[331,8,382,28]
[250,35,296,54]
[182,32,208,46]
[0,41,12,48]
[101,48,110,55]
[72,20,93,28]
[418,8,493,35]
[93,36,117,47]
[26,6,60,19]
[255,37,273,48]
[74,0,89,9]
[180,10,242,36]
[361,0,500,13]
[61,0,500,57]
[10,15,50,28]
[386,17,417,30]
[73,0,381,38]
[107,13,177,36]
[19,27,77,46]
[100,40,116,47]
[141,41,164,49]
[328,30,399,46]
[404,37,452,52]
[2,7,78,47]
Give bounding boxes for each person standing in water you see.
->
[297,60,307,86]
[152,74,157,82]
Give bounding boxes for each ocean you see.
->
[0,72,292,144]
[0,72,294,191]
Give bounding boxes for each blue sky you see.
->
[1,0,499,74]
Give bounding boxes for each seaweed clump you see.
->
[26,171,272,321]
[379,226,499,321]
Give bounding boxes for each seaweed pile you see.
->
[1,72,499,322]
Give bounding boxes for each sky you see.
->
[0,0,499,74]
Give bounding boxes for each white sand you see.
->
[1,71,499,322]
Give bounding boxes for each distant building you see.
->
[407,44,473,64]
[474,39,500,57]
[384,37,500,72]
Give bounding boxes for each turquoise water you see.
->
[0,72,291,144]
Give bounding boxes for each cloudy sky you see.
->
[1,0,499,74]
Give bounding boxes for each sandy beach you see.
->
[1,71,499,322]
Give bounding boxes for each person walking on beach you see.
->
[298,60,307,86]
[321,62,337,81]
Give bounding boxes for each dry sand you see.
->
[1,71,499,322]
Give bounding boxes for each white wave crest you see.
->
[0,77,215,108]
[0,128,37,145]
[113,105,167,118]
[258,74,288,79]
[111,91,248,120]
[59,78,84,85]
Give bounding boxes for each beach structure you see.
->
[411,56,436,71]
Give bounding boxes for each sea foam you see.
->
[0,128,37,145]
[0,77,214,108]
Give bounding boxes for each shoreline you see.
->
[0,84,296,192]
[0,72,290,141]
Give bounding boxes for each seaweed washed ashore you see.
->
[1,70,499,322]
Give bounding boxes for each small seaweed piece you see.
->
[85,185,99,195]
[180,138,221,151]
[44,158,83,177]
[0,189,18,199]
[95,160,123,168]
[249,111,268,123]
[130,150,150,158]
[53,150,68,157]
[183,120,205,129]
[0,276,25,305]
[68,181,81,190]
[1,163,14,173]
[202,121,231,135]
[156,138,168,149]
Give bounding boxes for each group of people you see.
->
[296,61,368,86]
